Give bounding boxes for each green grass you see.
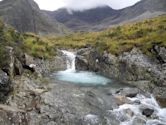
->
[49,15,166,56]
[0,15,166,61]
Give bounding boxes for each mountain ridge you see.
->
[0,0,69,34]
[46,0,166,31]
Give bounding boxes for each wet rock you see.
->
[85,91,105,112]
[104,111,120,125]
[153,87,166,107]
[123,108,134,118]
[75,56,89,70]
[156,96,166,107]
[132,116,146,125]
[76,47,166,97]
[116,87,140,97]
[83,114,100,125]
[142,108,154,117]
[114,96,130,106]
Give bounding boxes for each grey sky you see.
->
[34,0,141,11]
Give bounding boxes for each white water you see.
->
[54,50,166,125]
[54,50,111,85]
[110,94,166,125]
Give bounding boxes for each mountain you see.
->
[46,0,166,31]
[45,6,119,31]
[0,0,69,34]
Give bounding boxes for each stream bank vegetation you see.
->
[1,15,166,59]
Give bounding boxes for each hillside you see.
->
[47,15,166,56]
[46,0,166,31]
[1,15,165,59]
[0,0,69,34]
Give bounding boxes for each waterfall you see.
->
[54,50,111,85]
[61,50,76,72]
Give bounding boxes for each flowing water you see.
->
[53,50,166,125]
[54,50,111,85]
[110,94,166,125]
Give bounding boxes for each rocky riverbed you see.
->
[1,73,165,125]
[0,46,166,125]
[76,46,166,106]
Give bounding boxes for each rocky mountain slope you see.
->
[46,0,166,31]
[0,0,69,34]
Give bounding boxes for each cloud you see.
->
[34,0,141,11]
[65,0,141,11]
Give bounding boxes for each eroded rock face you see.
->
[153,45,166,63]
[76,47,166,98]
[2,46,15,78]
[0,70,10,102]
[22,54,66,75]
[1,46,24,78]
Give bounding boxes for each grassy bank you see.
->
[1,15,166,60]
[51,14,166,56]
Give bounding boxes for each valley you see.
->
[0,0,166,125]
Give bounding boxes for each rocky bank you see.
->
[76,46,166,103]
[0,45,166,125]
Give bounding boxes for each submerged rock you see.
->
[132,116,146,125]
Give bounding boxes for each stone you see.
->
[116,87,140,98]
[1,46,15,78]
[105,111,121,125]
[14,58,23,75]
[131,116,146,125]
[142,108,154,117]
[75,56,89,71]
[83,114,100,125]
[0,70,10,102]
[153,45,166,63]
[114,96,129,106]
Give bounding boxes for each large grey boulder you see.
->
[153,45,166,63]
[1,46,23,78]
[0,70,10,102]
[2,46,15,78]
[22,53,66,75]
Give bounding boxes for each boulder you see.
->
[83,114,100,125]
[104,111,120,125]
[116,87,140,98]
[22,53,66,75]
[0,46,24,78]
[131,116,146,125]
[75,56,89,70]
[14,58,23,75]
[142,108,154,117]
[0,70,11,102]
[114,95,130,106]
[153,45,166,63]
[1,46,15,78]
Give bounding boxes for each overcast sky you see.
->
[34,0,141,11]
